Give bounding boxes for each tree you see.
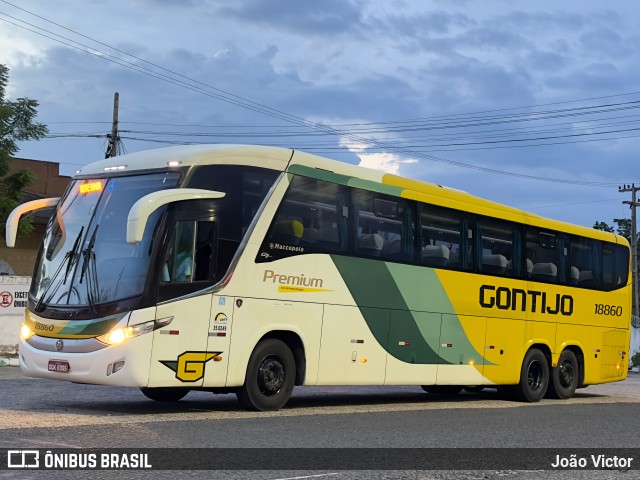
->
[613,218,634,244]
[0,64,48,239]
[592,221,614,233]
[593,218,639,247]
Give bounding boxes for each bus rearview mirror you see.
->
[126,188,225,244]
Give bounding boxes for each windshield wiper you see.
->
[79,224,100,312]
[63,226,84,283]
[35,226,85,312]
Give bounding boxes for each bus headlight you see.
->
[20,323,34,341]
[97,321,155,346]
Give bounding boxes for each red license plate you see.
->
[48,360,70,373]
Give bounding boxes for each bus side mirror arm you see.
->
[126,188,226,244]
[6,197,60,248]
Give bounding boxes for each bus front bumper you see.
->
[18,333,152,387]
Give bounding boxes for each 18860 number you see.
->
[594,304,623,316]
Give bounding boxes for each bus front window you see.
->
[31,172,181,311]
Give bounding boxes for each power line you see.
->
[41,110,640,132]
[0,1,635,187]
[45,121,640,152]
[9,0,638,133]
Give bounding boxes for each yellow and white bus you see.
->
[7,145,631,411]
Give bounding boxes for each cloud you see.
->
[341,138,418,175]
[579,27,630,57]
[6,0,640,230]
[368,10,474,38]
[525,51,567,72]
[216,0,365,35]
[544,62,627,92]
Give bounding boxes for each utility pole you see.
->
[619,183,639,318]
[105,91,120,158]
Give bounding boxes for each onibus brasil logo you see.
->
[160,351,222,382]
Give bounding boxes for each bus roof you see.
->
[77,144,623,246]
[76,144,294,176]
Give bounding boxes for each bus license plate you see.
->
[48,360,70,373]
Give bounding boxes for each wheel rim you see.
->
[527,360,543,391]
[257,356,286,396]
[558,359,575,388]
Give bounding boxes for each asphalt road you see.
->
[0,367,639,480]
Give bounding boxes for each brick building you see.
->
[0,158,71,275]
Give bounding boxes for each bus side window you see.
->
[477,219,521,278]
[194,221,215,281]
[419,205,471,271]
[259,176,348,262]
[353,190,416,262]
[567,236,600,288]
[163,221,195,283]
[602,243,629,290]
[162,220,215,284]
[526,228,569,284]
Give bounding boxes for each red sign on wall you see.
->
[0,292,13,308]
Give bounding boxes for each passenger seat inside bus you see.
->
[381,239,401,257]
[512,258,535,278]
[421,244,450,267]
[302,226,319,244]
[526,258,534,277]
[359,233,384,256]
[272,219,304,245]
[578,270,594,287]
[531,262,557,282]
[482,254,508,274]
[570,266,580,285]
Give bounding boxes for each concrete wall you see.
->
[0,276,29,358]
[631,325,640,364]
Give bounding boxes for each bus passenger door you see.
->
[148,206,220,388]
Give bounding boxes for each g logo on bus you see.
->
[55,339,64,352]
[160,351,222,382]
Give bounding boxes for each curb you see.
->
[0,357,19,367]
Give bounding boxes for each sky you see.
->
[2,0,640,229]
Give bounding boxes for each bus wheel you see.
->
[547,350,578,399]
[516,348,549,402]
[140,387,189,402]
[421,385,463,395]
[237,339,295,412]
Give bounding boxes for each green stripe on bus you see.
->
[287,164,404,197]
[331,255,491,366]
[331,255,446,364]
[58,315,123,336]
[385,262,492,366]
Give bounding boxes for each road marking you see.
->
[0,438,84,448]
[0,374,638,430]
[1,393,638,431]
[272,474,339,480]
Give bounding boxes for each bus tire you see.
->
[516,348,549,402]
[547,350,579,399]
[237,339,295,412]
[421,385,463,395]
[140,387,189,402]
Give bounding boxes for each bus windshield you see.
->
[31,172,181,308]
